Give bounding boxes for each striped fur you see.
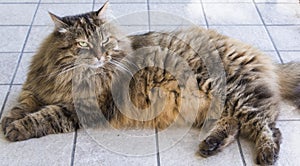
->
[1,4,300,165]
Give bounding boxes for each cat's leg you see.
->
[256,123,281,165]
[1,90,41,134]
[4,104,79,141]
[198,116,239,157]
[242,120,281,165]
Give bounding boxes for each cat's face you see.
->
[49,2,128,69]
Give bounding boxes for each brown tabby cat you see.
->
[1,2,300,165]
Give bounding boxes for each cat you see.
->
[1,2,300,165]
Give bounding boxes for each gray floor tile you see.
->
[150,25,191,31]
[13,53,34,84]
[120,25,149,35]
[0,131,74,165]
[204,3,262,25]
[0,85,75,165]
[33,4,93,25]
[257,4,300,25]
[277,102,300,121]
[0,4,37,25]
[109,0,147,2]
[267,26,300,51]
[0,85,9,111]
[24,26,53,52]
[149,3,205,25]
[149,0,200,2]
[158,128,243,165]
[210,26,274,51]
[240,121,300,166]
[255,0,299,3]
[280,51,300,63]
[0,53,19,84]
[1,85,22,113]
[264,51,281,63]
[74,129,157,165]
[0,0,39,2]
[203,0,251,2]
[0,26,29,52]
[41,0,93,2]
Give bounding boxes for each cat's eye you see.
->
[78,41,89,47]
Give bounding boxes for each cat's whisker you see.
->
[112,57,139,71]
[33,64,75,79]
[57,64,86,77]
[109,60,135,79]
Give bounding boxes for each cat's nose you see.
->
[95,48,104,60]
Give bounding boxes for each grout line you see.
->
[237,137,247,166]
[209,24,264,26]
[92,0,95,11]
[209,24,300,26]
[199,0,209,29]
[149,2,249,4]
[255,1,298,4]
[277,119,300,122]
[0,25,31,26]
[266,24,300,26]
[151,1,158,164]
[146,0,151,32]
[0,84,23,86]
[0,0,41,120]
[155,128,161,166]
[7,24,297,27]
[21,51,36,53]
[89,2,147,4]
[278,50,300,52]
[203,1,297,4]
[251,0,284,64]
[0,51,22,54]
[0,1,297,4]
[0,2,38,4]
[115,1,199,4]
[70,130,78,166]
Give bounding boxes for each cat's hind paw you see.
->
[198,136,222,157]
[256,145,279,165]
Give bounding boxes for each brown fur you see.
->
[1,3,300,165]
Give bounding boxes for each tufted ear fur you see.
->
[96,1,109,19]
[48,12,68,33]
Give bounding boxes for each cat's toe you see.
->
[4,123,30,142]
[1,117,16,134]
[198,136,221,157]
[256,145,279,165]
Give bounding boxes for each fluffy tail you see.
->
[277,62,300,108]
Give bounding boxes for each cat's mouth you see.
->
[88,56,112,69]
[89,60,106,69]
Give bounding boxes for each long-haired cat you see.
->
[1,2,300,165]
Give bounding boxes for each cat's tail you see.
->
[277,62,300,108]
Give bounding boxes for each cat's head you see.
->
[48,1,131,69]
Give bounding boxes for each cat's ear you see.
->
[48,12,68,33]
[96,1,109,19]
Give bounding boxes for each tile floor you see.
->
[0,0,299,165]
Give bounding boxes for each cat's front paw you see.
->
[198,136,222,157]
[4,121,31,142]
[1,116,16,134]
[256,145,279,165]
